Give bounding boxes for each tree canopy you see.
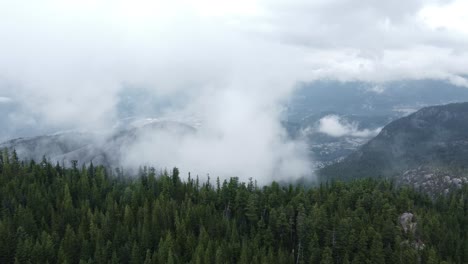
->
[0,149,466,263]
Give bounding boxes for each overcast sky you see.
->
[0,0,467,181]
[1,0,467,125]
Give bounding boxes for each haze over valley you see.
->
[2,0,468,184]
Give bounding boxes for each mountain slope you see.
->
[319,102,468,185]
[0,120,196,168]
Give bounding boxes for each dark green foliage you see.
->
[0,152,466,263]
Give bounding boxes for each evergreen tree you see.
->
[0,153,464,264]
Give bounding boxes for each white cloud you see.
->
[122,88,311,184]
[318,115,382,138]
[0,0,314,182]
[1,1,467,126]
[419,0,468,35]
[0,0,467,182]
[0,97,12,103]
[368,85,386,94]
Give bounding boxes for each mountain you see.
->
[284,79,468,169]
[0,120,196,168]
[319,102,468,192]
[284,112,392,168]
[286,79,468,121]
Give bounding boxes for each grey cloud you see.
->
[122,89,311,184]
[0,97,12,103]
[0,1,313,182]
[255,0,459,48]
[243,0,468,84]
[0,0,467,182]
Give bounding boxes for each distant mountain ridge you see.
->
[284,79,468,169]
[319,102,468,191]
[287,79,468,121]
[0,120,196,168]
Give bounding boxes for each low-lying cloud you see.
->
[0,0,467,183]
[119,89,311,184]
[318,115,382,138]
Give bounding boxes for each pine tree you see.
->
[130,241,141,264]
[320,247,333,264]
[0,157,465,264]
[143,249,152,264]
[369,233,385,264]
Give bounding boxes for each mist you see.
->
[1,0,468,183]
[117,87,311,183]
[318,115,382,138]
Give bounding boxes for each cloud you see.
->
[1,1,467,125]
[0,97,12,103]
[0,0,467,182]
[249,0,468,85]
[0,0,314,183]
[318,115,382,138]
[368,85,386,94]
[122,90,311,184]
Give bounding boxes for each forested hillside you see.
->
[0,149,466,264]
[320,103,468,191]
